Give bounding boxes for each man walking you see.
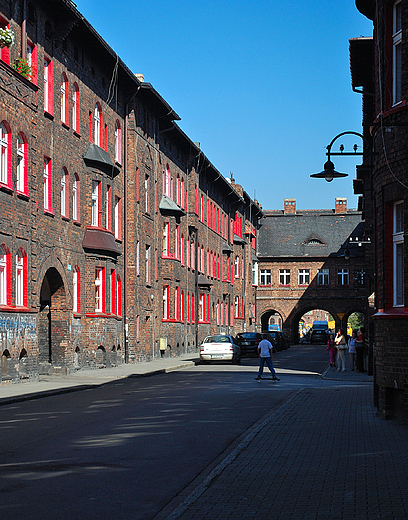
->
[255,334,280,381]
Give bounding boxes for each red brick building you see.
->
[0,0,261,382]
[257,198,370,343]
[353,0,408,420]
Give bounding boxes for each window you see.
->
[393,0,402,105]
[175,287,180,321]
[16,133,28,194]
[116,275,121,316]
[0,19,11,64]
[114,120,121,164]
[72,173,80,221]
[95,267,105,313]
[337,269,349,286]
[136,241,140,276]
[163,223,170,256]
[93,103,102,146]
[26,40,38,84]
[234,296,239,318]
[144,174,149,213]
[43,156,53,212]
[181,291,185,322]
[252,262,258,286]
[279,269,290,285]
[72,82,80,134]
[234,256,240,278]
[163,165,171,197]
[260,269,271,286]
[43,57,53,115]
[317,269,329,285]
[0,244,10,306]
[91,180,101,226]
[298,269,310,285]
[180,235,185,265]
[393,201,404,306]
[0,121,11,187]
[354,268,365,287]
[110,269,116,315]
[145,245,151,284]
[163,286,169,320]
[105,185,111,230]
[175,225,180,259]
[60,169,69,218]
[199,293,205,322]
[114,196,121,239]
[60,73,69,125]
[73,265,80,313]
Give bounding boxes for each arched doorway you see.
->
[38,268,68,370]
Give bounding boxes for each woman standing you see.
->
[327,333,337,367]
[348,330,357,371]
[335,328,347,371]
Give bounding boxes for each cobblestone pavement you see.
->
[167,384,408,520]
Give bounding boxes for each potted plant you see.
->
[0,27,15,48]
[12,57,33,81]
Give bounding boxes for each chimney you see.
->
[335,197,347,214]
[284,198,296,214]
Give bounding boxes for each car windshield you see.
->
[203,335,230,343]
[237,333,258,339]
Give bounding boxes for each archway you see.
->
[38,267,68,369]
[261,309,284,333]
[296,308,334,344]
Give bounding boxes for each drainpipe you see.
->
[124,84,141,363]
[22,0,27,58]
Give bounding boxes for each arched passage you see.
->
[261,309,284,332]
[38,267,68,368]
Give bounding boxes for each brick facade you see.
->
[354,0,408,420]
[0,0,261,383]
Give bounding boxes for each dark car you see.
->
[310,329,327,344]
[235,332,263,357]
[263,331,285,352]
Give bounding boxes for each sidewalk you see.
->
[168,382,408,520]
[0,352,199,406]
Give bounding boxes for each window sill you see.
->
[44,208,55,216]
[0,182,13,194]
[373,308,408,319]
[73,312,81,318]
[61,122,70,130]
[73,130,81,138]
[44,111,54,120]
[73,220,81,226]
[16,190,30,200]
[0,305,32,312]
[85,312,112,318]
[62,215,70,222]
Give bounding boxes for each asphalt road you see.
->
[0,345,329,520]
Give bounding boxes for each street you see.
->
[1,345,364,519]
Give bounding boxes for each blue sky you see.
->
[77,0,373,211]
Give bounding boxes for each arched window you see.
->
[72,173,80,222]
[72,82,80,134]
[43,56,54,115]
[94,103,102,146]
[73,265,80,313]
[0,121,11,187]
[114,120,121,164]
[16,132,28,194]
[61,168,69,218]
[0,244,10,306]
[15,247,27,307]
[60,73,69,125]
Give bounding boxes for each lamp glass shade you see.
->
[310,160,348,181]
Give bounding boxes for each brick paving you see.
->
[169,384,408,520]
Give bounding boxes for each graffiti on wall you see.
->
[0,313,37,356]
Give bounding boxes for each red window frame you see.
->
[73,265,80,314]
[0,243,11,306]
[72,82,80,134]
[0,120,12,190]
[16,131,29,196]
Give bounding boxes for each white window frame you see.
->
[72,174,79,221]
[91,180,99,226]
[234,255,240,278]
[393,201,404,306]
[61,171,68,217]
[252,262,258,286]
[0,249,7,305]
[260,269,271,286]
[0,123,8,185]
[94,104,101,146]
[317,269,329,285]
[114,196,120,239]
[337,268,349,286]
[73,266,79,313]
[16,134,25,192]
[279,269,290,285]
[393,0,402,105]
[298,269,310,285]
[95,267,103,312]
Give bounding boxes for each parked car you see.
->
[310,329,327,344]
[199,334,241,364]
[235,332,263,357]
[263,331,285,352]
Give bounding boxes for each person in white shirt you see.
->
[255,334,280,380]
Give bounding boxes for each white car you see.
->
[200,334,241,364]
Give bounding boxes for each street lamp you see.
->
[310,131,365,182]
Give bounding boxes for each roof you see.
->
[349,37,374,90]
[257,210,365,258]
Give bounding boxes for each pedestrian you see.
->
[255,334,280,380]
[326,333,337,367]
[355,326,366,372]
[335,328,347,371]
[348,329,357,370]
